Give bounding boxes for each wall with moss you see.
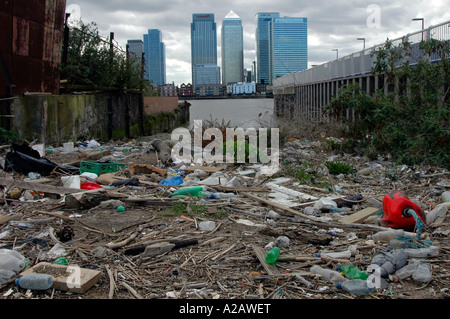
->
[9,93,189,146]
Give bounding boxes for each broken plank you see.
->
[21,262,102,294]
[0,177,81,195]
[339,207,381,224]
[252,244,283,276]
[242,192,320,222]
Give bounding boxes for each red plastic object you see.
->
[382,191,425,231]
[80,182,103,190]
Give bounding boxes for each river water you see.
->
[187,98,274,129]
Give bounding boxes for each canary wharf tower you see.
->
[191,13,220,87]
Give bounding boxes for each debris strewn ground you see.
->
[0,133,449,300]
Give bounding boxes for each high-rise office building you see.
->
[127,40,144,62]
[270,17,308,80]
[221,10,244,84]
[191,13,220,87]
[255,12,279,85]
[144,29,166,86]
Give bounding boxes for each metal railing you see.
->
[273,20,450,90]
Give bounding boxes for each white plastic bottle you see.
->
[389,259,420,282]
[15,274,53,290]
[412,263,432,283]
[0,249,26,273]
[0,269,16,285]
[310,265,345,283]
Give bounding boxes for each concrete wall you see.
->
[143,96,179,113]
[8,93,189,146]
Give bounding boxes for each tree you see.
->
[61,21,147,93]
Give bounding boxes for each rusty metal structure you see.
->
[0,0,67,97]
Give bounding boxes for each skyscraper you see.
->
[127,40,144,62]
[191,13,220,87]
[144,29,166,86]
[255,12,280,85]
[221,10,244,84]
[270,17,308,80]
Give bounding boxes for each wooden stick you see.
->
[105,265,116,299]
[120,282,144,299]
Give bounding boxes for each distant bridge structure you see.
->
[273,20,450,122]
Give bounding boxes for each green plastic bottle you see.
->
[337,264,368,280]
[171,186,209,198]
[265,247,280,265]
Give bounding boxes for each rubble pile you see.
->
[0,135,449,300]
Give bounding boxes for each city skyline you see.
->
[65,0,450,86]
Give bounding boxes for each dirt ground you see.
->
[0,131,449,301]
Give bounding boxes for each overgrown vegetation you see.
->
[325,38,450,168]
[325,161,353,175]
[0,128,18,144]
[61,21,148,93]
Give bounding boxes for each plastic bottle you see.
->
[0,269,16,285]
[310,265,345,283]
[337,264,369,280]
[442,191,450,203]
[412,263,432,283]
[170,186,208,198]
[401,246,439,258]
[426,204,448,224]
[372,229,405,242]
[265,247,280,265]
[328,207,349,213]
[208,192,236,199]
[335,279,373,296]
[15,274,53,290]
[316,249,352,259]
[0,249,26,273]
[389,259,420,282]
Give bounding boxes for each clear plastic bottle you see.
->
[389,259,420,282]
[372,229,404,242]
[412,263,432,283]
[208,192,236,199]
[15,274,53,290]
[316,249,352,259]
[310,265,345,283]
[0,249,26,273]
[401,246,439,258]
[0,269,16,285]
[335,279,373,296]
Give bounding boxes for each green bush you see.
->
[325,38,450,168]
[0,128,18,144]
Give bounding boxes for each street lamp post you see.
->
[357,38,366,50]
[332,49,338,59]
[412,18,424,40]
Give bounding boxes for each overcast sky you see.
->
[65,0,450,86]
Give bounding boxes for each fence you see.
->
[273,20,450,121]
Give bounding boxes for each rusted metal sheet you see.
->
[0,0,67,96]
